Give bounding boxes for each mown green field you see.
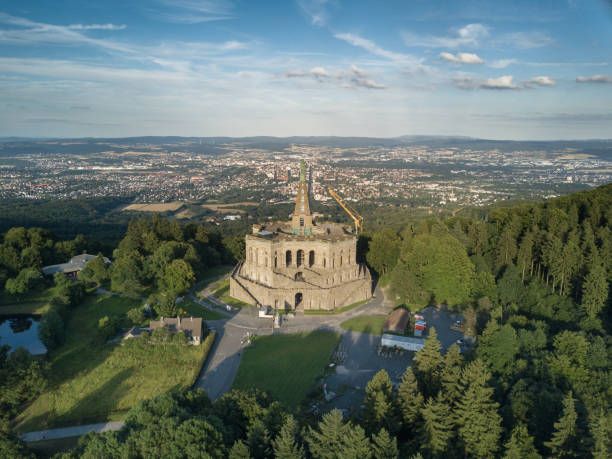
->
[212,278,251,308]
[180,299,226,320]
[304,299,369,315]
[232,331,340,409]
[0,286,55,306]
[340,315,386,335]
[0,302,49,316]
[15,294,215,431]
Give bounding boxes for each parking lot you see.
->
[322,305,466,414]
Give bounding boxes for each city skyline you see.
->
[1,0,611,140]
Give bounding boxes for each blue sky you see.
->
[1,0,611,139]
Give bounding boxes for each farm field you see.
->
[200,202,258,214]
[122,202,184,212]
[174,209,196,219]
[232,331,340,409]
[14,294,215,431]
[340,315,386,335]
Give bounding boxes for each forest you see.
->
[0,183,611,457]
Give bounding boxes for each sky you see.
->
[1,0,611,140]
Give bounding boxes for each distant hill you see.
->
[0,135,610,159]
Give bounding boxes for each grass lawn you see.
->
[0,302,49,316]
[180,299,226,320]
[232,331,340,409]
[212,278,251,309]
[0,287,55,306]
[14,294,215,432]
[340,315,386,335]
[304,299,369,315]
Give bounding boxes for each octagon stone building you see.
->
[230,161,372,311]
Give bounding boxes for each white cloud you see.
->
[524,76,555,87]
[439,51,484,64]
[402,23,489,48]
[0,13,134,54]
[349,64,368,77]
[452,76,477,90]
[402,24,553,51]
[284,64,385,89]
[297,0,332,26]
[488,58,517,69]
[576,74,612,83]
[155,0,235,23]
[67,24,126,30]
[334,32,421,67]
[285,69,309,78]
[285,67,329,80]
[454,75,556,90]
[310,66,330,79]
[453,75,537,90]
[480,75,522,89]
[498,31,553,49]
[343,65,385,89]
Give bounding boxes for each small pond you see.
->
[0,315,47,355]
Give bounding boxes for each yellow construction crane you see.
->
[329,188,364,234]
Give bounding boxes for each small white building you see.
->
[381,334,425,352]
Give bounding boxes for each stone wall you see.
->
[230,264,372,311]
[229,223,372,311]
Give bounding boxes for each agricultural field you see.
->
[174,209,196,219]
[122,202,184,212]
[340,315,386,335]
[232,331,340,409]
[200,202,258,214]
[14,294,215,431]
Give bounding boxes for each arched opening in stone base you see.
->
[295,292,303,309]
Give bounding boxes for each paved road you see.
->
[21,421,125,442]
[194,310,261,400]
[194,283,390,400]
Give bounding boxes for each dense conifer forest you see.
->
[1,183,611,457]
